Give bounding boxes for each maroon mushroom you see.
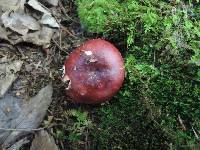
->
[62,39,125,104]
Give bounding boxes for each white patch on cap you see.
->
[84,51,92,55]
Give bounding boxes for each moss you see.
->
[76,0,121,32]
[91,85,172,149]
[75,0,200,149]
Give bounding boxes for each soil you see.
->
[0,0,91,149]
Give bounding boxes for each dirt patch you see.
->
[0,0,90,149]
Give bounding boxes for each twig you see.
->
[60,28,62,48]
[0,127,45,132]
[52,38,68,54]
[60,141,65,150]
[61,26,77,38]
[178,115,186,131]
[192,126,200,140]
[0,124,59,132]
[59,1,78,23]
[153,50,156,65]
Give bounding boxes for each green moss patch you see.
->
[70,0,200,149]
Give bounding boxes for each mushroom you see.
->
[62,39,125,104]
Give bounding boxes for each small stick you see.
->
[52,38,68,54]
[192,126,200,140]
[0,124,57,132]
[0,127,45,132]
[61,26,77,38]
[178,115,186,131]
[59,1,78,23]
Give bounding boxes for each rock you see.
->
[30,130,59,150]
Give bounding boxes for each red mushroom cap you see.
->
[63,39,125,104]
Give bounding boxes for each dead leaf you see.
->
[0,26,9,40]
[30,130,58,150]
[0,84,53,149]
[0,59,23,98]
[0,0,25,11]
[0,26,56,47]
[0,0,59,47]
[0,94,23,149]
[22,26,54,48]
[39,0,58,7]
[8,137,29,150]
[41,14,59,28]
[1,11,40,35]
[27,0,51,14]
[27,0,59,28]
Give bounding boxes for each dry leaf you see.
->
[27,0,51,14]
[22,26,54,48]
[8,138,29,150]
[0,0,25,11]
[27,0,59,28]
[1,11,40,35]
[0,84,53,149]
[41,14,59,28]
[0,0,59,47]
[40,0,58,6]
[0,26,9,40]
[0,59,23,98]
[30,130,58,150]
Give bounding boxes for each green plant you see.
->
[76,0,121,33]
[53,109,93,149]
[66,109,93,143]
[76,0,200,149]
[77,0,200,63]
